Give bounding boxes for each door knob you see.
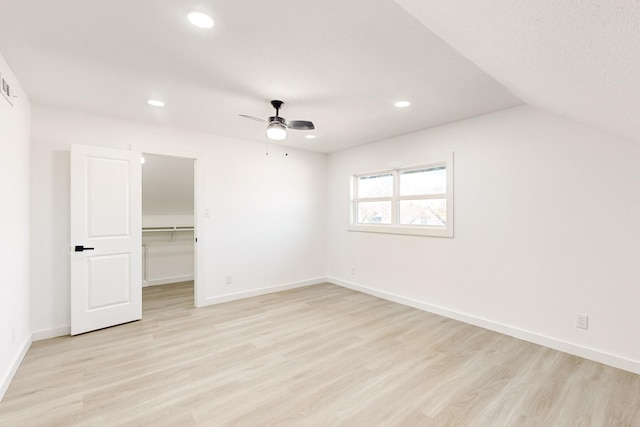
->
[74,245,95,252]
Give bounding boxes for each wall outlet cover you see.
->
[576,313,589,329]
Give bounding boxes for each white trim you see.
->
[0,335,31,402]
[143,275,194,287]
[348,224,451,237]
[328,277,640,375]
[32,278,324,336]
[32,326,71,341]
[200,277,327,307]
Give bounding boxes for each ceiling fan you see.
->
[240,100,315,141]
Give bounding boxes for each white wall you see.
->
[30,105,327,336]
[142,153,194,217]
[0,53,31,399]
[327,105,640,373]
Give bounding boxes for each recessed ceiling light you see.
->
[147,99,165,107]
[395,101,411,108]
[305,135,317,140]
[188,12,214,29]
[140,156,146,164]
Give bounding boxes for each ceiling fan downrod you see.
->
[271,100,284,117]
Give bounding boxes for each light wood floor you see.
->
[1,282,639,426]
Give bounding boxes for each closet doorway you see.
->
[141,153,195,305]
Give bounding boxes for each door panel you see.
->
[87,254,131,309]
[71,144,141,335]
[86,156,131,237]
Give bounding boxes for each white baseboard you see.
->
[32,326,70,342]
[143,275,194,287]
[200,277,327,307]
[328,277,640,375]
[31,278,324,340]
[29,277,320,339]
[0,335,31,402]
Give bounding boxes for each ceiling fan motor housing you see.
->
[268,116,286,126]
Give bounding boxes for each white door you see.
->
[70,144,142,335]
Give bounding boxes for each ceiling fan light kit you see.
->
[241,100,315,142]
[267,122,287,140]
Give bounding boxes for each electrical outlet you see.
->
[11,327,16,343]
[576,313,588,329]
[225,275,232,284]
[351,266,356,275]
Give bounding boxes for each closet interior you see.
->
[141,154,195,296]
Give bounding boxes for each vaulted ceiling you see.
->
[0,1,636,152]
[393,0,640,146]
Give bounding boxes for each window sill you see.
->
[348,224,453,238]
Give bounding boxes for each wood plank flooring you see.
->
[1,282,639,426]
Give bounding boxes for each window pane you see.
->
[400,166,445,196]
[358,173,393,198]
[357,201,392,224]
[399,199,446,226]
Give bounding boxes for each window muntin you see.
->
[350,155,453,237]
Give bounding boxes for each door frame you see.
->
[134,143,205,308]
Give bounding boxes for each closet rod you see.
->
[142,226,194,232]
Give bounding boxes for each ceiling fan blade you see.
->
[239,114,267,123]
[287,120,315,130]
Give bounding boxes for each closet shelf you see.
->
[142,226,194,232]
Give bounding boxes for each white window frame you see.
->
[349,152,453,237]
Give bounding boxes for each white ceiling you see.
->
[3,1,635,152]
[0,0,520,153]
[393,0,640,145]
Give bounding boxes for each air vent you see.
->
[0,72,14,106]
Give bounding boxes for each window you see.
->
[355,173,393,224]
[350,153,453,237]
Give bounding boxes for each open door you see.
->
[70,144,142,335]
